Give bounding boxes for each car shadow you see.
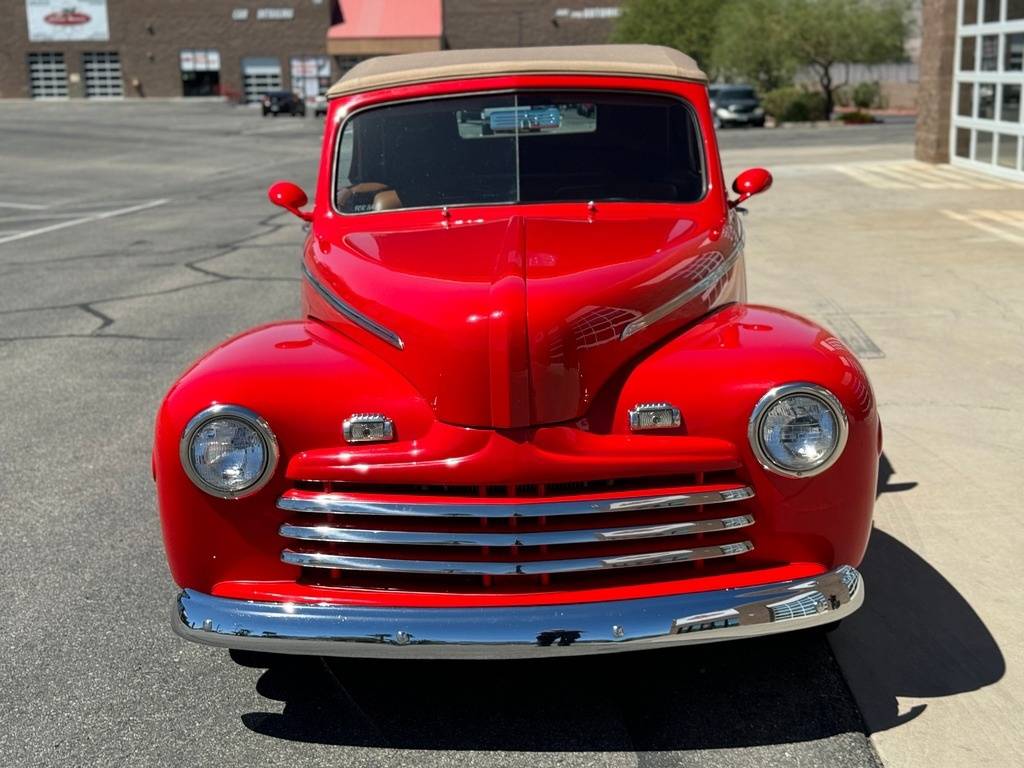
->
[828,452,1005,732]
[233,453,1003,750]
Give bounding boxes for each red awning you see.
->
[328,0,443,55]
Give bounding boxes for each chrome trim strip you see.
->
[278,514,754,547]
[179,404,279,500]
[280,540,753,575]
[620,225,745,340]
[302,262,404,350]
[172,566,863,659]
[276,486,754,519]
[747,382,849,479]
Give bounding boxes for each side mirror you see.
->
[729,167,772,209]
[268,180,313,222]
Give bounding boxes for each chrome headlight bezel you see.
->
[747,383,848,478]
[179,404,279,499]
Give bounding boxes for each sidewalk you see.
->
[721,138,1024,768]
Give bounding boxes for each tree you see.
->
[784,0,910,118]
[612,0,732,74]
[711,0,797,92]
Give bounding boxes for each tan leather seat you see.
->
[372,189,402,211]
[336,182,390,211]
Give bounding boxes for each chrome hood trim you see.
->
[302,262,404,350]
[620,220,745,340]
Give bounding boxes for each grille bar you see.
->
[279,514,754,548]
[277,486,754,519]
[281,541,753,576]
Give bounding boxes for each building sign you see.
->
[553,6,621,20]
[26,0,109,41]
[256,8,295,20]
[231,8,249,20]
[180,49,221,73]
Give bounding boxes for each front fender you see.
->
[610,303,880,568]
[154,320,435,590]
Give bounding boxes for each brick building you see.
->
[0,0,336,101]
[443,1,618,49]
[917,0,1023,180]
[1,1,619,102]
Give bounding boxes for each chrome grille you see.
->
[277,482,756,591]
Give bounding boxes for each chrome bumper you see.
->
[173,566,863,659]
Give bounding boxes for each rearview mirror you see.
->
[729,168,772,209]
[268,180,313,221]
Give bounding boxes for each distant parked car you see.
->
[261,91,305,117]
[313,94,328,117]
[709,85,765,129]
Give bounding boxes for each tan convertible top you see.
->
[327,44,706,98]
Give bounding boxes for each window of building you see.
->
[955,127,972,158]
[960,36,977,70]
[180,49,221,97]
[1006,33,1024,70]
[997,135,1020,169]
[983,0,1000,22]
[242,58,283,103]
[290,56,331,102]
[980,34,999,69]
[978,83,997,118]
[975,130,994,162]
[1009,0,1024,19]
[1002,84,1021,122]
[27,52,68,99]
[963,0,978,24]
[958,82,974,116]
[82,52,124,99]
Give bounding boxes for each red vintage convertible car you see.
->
[156,45,878,658]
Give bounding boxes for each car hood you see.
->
[305,208,744,428]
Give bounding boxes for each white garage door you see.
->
[28,52,69,100]
[242,58,283,104]
[83,52,124,99]
[951,0,1024,180]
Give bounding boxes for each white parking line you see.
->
[942,209,1024,246]
[0,201,49,210]
[0,198,168,246]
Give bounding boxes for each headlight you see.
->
[753,107,765,116]
[180,404,279,498]
[748,383,848,478]
[716,107,731,118]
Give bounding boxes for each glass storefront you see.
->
[952,0,1024,178]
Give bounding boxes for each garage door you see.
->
[242,58,283,104]
[83,52,124,99]
[28,52,68,100]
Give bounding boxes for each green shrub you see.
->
[834,86,852,108]
[852,81,883,110]
[762,87,827,123]
[838,110,877,124]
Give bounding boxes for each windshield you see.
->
[715,87,757,101]
[334,92,704,213]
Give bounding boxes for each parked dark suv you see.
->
[709,85,765,128]
[261,91,306,117]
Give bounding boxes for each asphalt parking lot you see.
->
[1,102,1021,767]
